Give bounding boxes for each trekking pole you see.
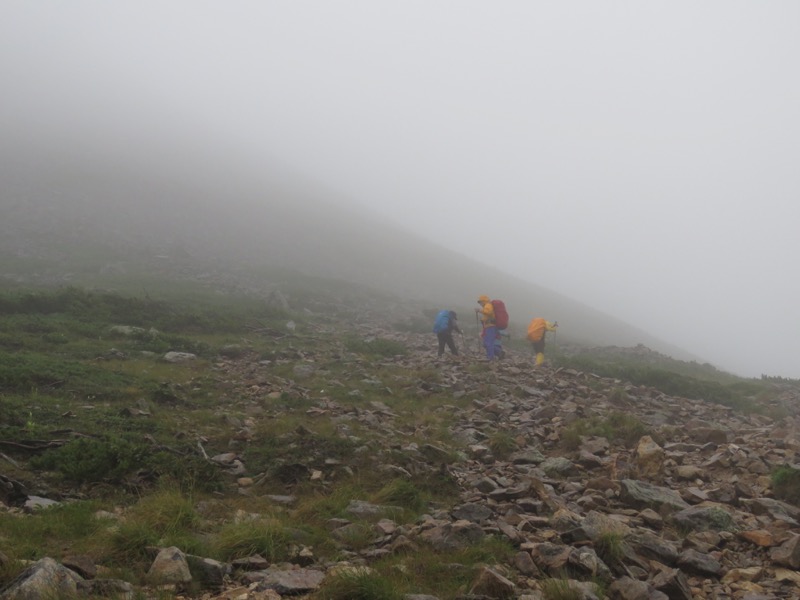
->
[552,324,558,355]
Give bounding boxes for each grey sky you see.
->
[2,2,799,377]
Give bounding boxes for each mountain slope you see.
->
[0,146,696,363]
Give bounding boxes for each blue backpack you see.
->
[433,310,451,333]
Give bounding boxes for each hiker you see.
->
[432,310,461,357]
[476,295,499,360]
[527,318,558,366]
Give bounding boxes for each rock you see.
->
[634,435,665,478]
[0,475,28,507]
[675,465,704,480]
[0,557,82,600]
[512,551,541,576]
[346,499,385,516]
[146,546,192,585]
[580,436,610,456]
[651,567,693,600]
[451,502,493,523]
[510,449,545,464]
[676,548,722,577]
[254,567,325,595]
[418,520,485,551]
[530,542,572,574]
[468,566,516,598]
[162,351,197,363]
[628,531,679,565]
[639,508,663,528]
[619,479,690,513]
[608,576,669,600]
[568,546,612,581]
[774,567,800,585]
[540,457,576,476]
[741,498,800,526]
[722,567,763,583]
[738,529,775,547]
[186,555,228,589]
[62,555,96,579]
[474,477,499,493]
[688,427,728,444]
[671,505,735,532]
[576,450,605,469]
[23,496,60,512]
[770,534,800,569]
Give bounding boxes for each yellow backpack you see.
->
[527,318,547,342]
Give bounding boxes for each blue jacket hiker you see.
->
[432,310,462,357]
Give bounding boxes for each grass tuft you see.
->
[317,568,404,600]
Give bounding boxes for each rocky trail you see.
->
[3,313,800,600]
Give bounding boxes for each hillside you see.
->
[1,286,800,600]
[0,148,697,365]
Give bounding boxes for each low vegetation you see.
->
[1,284,797,599]
[561,411,650,451]
[772,465,800,506]
[555,353,776,414]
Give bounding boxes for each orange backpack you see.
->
[527,318,547,342]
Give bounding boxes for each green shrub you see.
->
[31,437,149,484]
[772,465,800,506]
[30,437,222,491]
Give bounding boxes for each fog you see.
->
[2,2,799,378]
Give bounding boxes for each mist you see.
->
[2,2,799,378]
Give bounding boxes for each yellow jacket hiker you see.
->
[477,295,495,325]
[527,318,558,366]
[476,295,502,359]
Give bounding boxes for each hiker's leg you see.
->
[445,332,458,355]
[533,339,545,365]
[483,326,497,359]
[437,333,446,357]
